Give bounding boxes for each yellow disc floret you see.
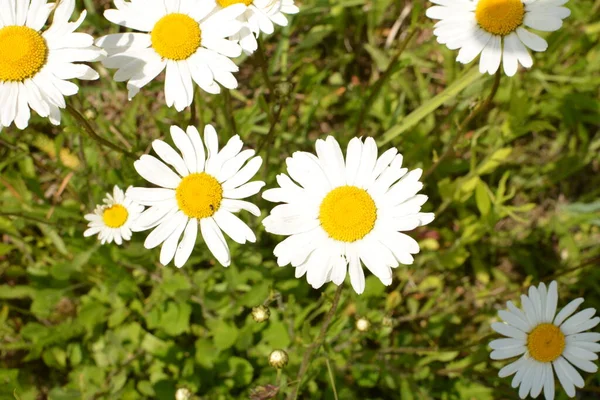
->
[527,323,566,363]
[0,26,48,82]
[475,0,525,36]
[217,0,253,6]
[176,173,223,219]
[319,186,377,242]
[151,13,201,61]
[102,205,129,228]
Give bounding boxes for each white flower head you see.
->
[0,0,104,130]
[426,0,571,76]
[262,136,434,295]
[96,0,247,111]
[84,186,144,245]
[490,281,600,399]
[212,0,299,55]
[127,124,264,268]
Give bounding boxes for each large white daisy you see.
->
[261,136,434,294]
[213,0,299,55]
[0,0,104,130]
[127,124,264,268]
[490,281,600,399]
[96,0,246,111]
[426,0,571,76]
[84,185,144,245]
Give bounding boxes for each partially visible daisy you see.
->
[84,186,144,245]
[262,136,434,294]
[127,124,264,268]
[212,0,299,55]
[0,0,104,129]
[490,281,600,399]
[426,0,571,76]
[96,0,245,111]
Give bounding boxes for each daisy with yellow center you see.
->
[127,124,264,268]
[426,0,571,76]
[261,136,434,294]
[0,0,104,130]
[95,0,246,111]
[490,281,600,399]
[84,186,143,245]
[212,0,299,55]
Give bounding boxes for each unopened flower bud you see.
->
[175,388,192,400]
[356,317,370,332]
[382,316,394,327]
[252,305,270,323]
[269,349,288,369]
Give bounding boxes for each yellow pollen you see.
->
[176,173,223,219]
[475,0,525,36]
[319,186,377,242]
[151,13,201,61]
[0,26,48,82]
[102,205,129,228]
[527,323,566,363]
[216,0,253,7]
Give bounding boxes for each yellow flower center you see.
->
[0,26,48,82]
[102,205,129,228]
[527,323,566,363]
[319,186,377,242]
[475,0,525,36]
[216,0,253,7]
[150,13,201,61]
[176,173,223,219]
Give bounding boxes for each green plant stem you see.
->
[256,41,277,99]
[65,104,136,159]
[325,357,339,400]
[222,89,237,134]
[423,69,502,180]
[354,29,418,136]
[287,285,344,400]
[0,211,59,226]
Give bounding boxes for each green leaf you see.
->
[475,181,491,216]
[210,321,239,351]
[160,302,191,336]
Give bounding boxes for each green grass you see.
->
[1,0,600,399]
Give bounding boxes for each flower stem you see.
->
[423,69,502,180]
[287,285,344,400]
[354,29,418,136]
[65,104,137,159]
[222,89,237,135]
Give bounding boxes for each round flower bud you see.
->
[252,305,271,323]
[382,316,394,327]
[356,317,370,332]
[269,349,289,369]
[175,388,192,400]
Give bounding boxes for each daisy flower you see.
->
[261,136,434,294]
[213,0,299,55]
[490,281,600,399]
[0,0,104,130]
[127,124,264,268]
[96,0,246,111]
[426,0,571,76]
[84,186,144,245]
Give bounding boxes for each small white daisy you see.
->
[212,0,299,55]
[127,124,264,268]
[96,0,246,111]
[84,186,144,245]
[426,0,571,76]
[261,136,434,294]
[0,0,104,129]
[490,281,600,399]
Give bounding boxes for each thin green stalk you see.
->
[287,285,344,400]
[423,69,502,180]
[223,89,237,134]
[354,29,418,136]
[65,104,137,159]
[325,357,339,400]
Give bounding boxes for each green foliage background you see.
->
[1,0,600,399]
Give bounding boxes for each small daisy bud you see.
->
[252,305,271,323]
[382,316,394,327]
[356,317,370,332]
[175,388,192,400]
[269,349,289,369]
